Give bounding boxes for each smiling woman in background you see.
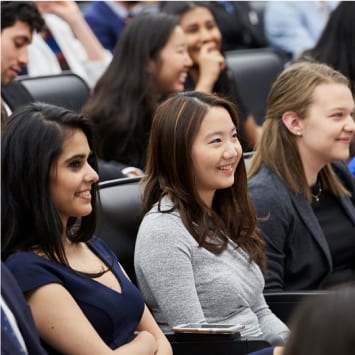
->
[160,1,262,151]
[82,12,192,176]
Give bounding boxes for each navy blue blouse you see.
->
[5,237,145,353]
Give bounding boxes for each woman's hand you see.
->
[273,346,284,355]
[195,43,225,93]
[36,0,107,62]
[36,1,81,25]
[132,331,158,355]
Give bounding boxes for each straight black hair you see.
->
[2,103,99,266]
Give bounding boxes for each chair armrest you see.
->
[264,290,328,324]
[165,332,271,355]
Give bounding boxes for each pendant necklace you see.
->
[311,182,322,202]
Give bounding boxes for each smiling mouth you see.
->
[219,164,233,171]
[75,190,91,197]
[179,72,187,83]
[336,137,352,144]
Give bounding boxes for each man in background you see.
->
[1,1,44,123]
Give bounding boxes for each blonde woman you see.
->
[248,61,355,291]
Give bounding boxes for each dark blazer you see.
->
[1,80,33,113]
[1,262,47,355]
[207,1,267,51]
[84,1,126,52]
[248,161,355,291]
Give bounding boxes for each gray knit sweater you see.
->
[134,197,289,339]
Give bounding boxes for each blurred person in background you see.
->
[27,1,112,88]
[160,1,262,151]
[1,1,44,122]
[82,12,192,178]
[264,1,339,61]
[206,1,267,51]
[283,285,355,355]
[83,1,141,53]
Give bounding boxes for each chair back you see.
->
[225,48,284,125]
[243,151,255,172]
[16,71,90,113]
[264,291,328,325]
[96,176,143,283]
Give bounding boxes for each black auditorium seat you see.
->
[264,290,328,325]
[225,48,285,125]
[96,176,143,284]
[15,71,90,113]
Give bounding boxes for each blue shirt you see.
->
[348,157,355,176]
[84,1,127,52]
[265,1,339,59]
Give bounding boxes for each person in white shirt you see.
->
[1,1,44,123]
[27,1,112,88]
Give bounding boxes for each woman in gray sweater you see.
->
[134,91,288,348]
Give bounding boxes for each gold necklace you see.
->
[311,183,322,202]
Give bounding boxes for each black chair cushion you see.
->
[225,48,284,125]
[96,177,143,283]
[16,71,90,113]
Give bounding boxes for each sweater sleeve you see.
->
[134,212,206,329]
[252,293,289,341]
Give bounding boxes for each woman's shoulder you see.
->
[140,202,182,231]
[248,165,285,189]
[4,251,65,293]
[143,196,180,219]
[138,198,196,246]
[248,166,291,204]
[5,250,46,267]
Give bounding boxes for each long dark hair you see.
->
[82,12,180,169]
[1,103,99,266]
[301,2,355,93]
[143,91,265,271]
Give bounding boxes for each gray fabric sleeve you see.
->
[134,213,206,328]
[252,293,289,340]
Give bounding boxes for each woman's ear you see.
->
[146,59,157,75]
[281,111,303,136]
